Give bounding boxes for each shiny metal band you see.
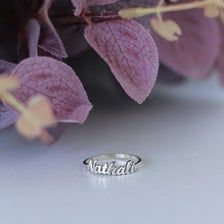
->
[83,154,142,176]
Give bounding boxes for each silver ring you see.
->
[83,154,142,176]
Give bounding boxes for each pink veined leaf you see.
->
[151,9,220,78]
[0,60,16,74]
[10,56,92,124]
[38,0,68,59]
[84,20,159,104]
[71,0,86,16]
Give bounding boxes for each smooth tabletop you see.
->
[0,77,224,224]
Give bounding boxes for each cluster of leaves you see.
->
[1,0,224,142]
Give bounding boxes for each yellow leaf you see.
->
[16,115,42,140]
[15,95,56,140]
[215,0,224,8]
[204,4,219,18]
[28,95,56,127]
[0,76,19,92]
[150,18,182,41]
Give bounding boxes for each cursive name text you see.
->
[86,159,136,175]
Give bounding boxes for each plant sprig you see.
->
[0,76,56,144]
[119,0,224,41]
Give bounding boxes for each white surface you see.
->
[0,78,224,224]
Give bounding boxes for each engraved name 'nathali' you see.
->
[87,159,136,175]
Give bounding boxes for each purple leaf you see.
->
[0,71,17,130]
[38,0,68,59]
[11,56,92,124]
[0,60,16,74]
[84,20,159,103]
[0,105,17,130]
[151,9,220,78]
[71,0,86,16]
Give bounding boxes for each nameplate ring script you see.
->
[83,154,142,176]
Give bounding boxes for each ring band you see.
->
[83,154,142,176]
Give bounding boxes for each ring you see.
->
[83,154,142,176]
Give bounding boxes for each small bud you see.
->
[0,76,19,92]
